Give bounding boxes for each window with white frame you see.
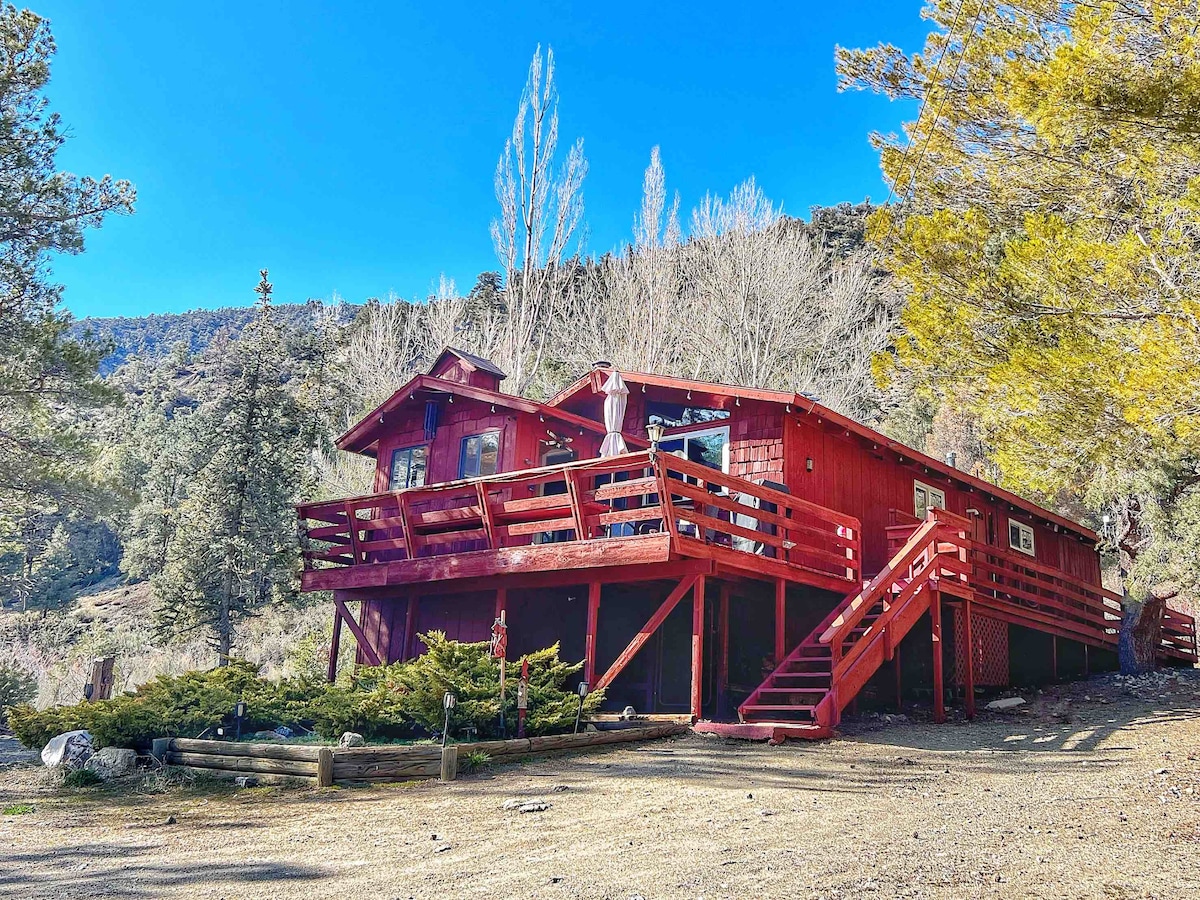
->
[659,425,730,473]
[913,480,946,519]
[1008,519,1035,556]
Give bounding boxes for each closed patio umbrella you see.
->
[598,370,629,458]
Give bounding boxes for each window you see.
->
[388,446,427,491]
[660,425,730,473]
[913,480,946,519]
[646,401,731,429]
[459,432,501,478]
[1008,519,1036,556]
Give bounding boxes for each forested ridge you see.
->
[3,3,1199,704]
[73,302,362,375]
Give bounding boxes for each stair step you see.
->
[759,687,827,694]
[742,704,817,712]
[772,672,830,679]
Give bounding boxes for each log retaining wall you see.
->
[163,723,685,786]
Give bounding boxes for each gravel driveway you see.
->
[2,670,1198,899]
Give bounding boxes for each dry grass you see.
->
[2,669,1199,899]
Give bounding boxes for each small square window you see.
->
[914,480,946,519]
[460,432,501,479]
[1008,519,1035,556]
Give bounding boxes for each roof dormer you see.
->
[428,347,507,392]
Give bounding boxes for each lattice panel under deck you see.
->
[954,609,1009,687]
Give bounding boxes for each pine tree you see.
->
[0,6,135,511]
[153,272,305,663]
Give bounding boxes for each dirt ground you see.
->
[3,670,1199,900]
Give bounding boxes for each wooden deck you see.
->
[739,509,1198,732]
[299,450,862,595]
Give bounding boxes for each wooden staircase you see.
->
[739,513,971,733]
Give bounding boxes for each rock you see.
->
[620,705,637,720]
[234,776,259,788]
[41,731,94,770]
[84,747,138,780]
[339,732,366,748]
[250,731,281,741]
[986,697,1027,711]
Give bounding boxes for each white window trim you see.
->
[1008,518,1036,557]
[661,424,730,473]
[913,479,946,519]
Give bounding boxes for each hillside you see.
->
[74,301,362,373]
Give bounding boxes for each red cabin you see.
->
[299,351,1196,739]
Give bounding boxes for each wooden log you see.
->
[451,738,532,757]
[440,745,458,782]
[169,738,324,762]
[331,758,442,781]
[316,747,334,787]
[166,751,318,778]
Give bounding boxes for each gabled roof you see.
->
[548,368,1099,542]
[431,347,507,379]
[336,373,609,455]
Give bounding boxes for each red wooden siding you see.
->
[373,399,601,492]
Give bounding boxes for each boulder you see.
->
[85,747,138,780]
[338,732,365,748]
[41,731,94,770]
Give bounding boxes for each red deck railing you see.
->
[298,450,862,587]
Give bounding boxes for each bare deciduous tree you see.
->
[337,293,430,414]
[491,46,587,394]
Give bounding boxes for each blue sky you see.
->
[40,1,929,319]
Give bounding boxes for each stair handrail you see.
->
[818,513,942,649]
[816,513,964,657]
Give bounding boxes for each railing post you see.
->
[343,500,361,565]
[564,468,587,540]
[931,587,946,724]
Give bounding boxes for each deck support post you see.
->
[494,587,507,619]
[327,605,343,683]
[718,583,730,719]
[774,578,787,664]
[963,599,976,719]
[403,595,420,661]
[691,575,707,721]
[595,576,699,692]
[334,595,382,667]
[1083,642,1089,676]
[584,581,601,686]
[894,645,903,712]
[1051,634,1058,681]
[931,588,945,724]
